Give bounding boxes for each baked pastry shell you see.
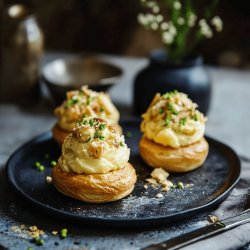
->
[52,123,69,146]
[52,162,137,203]
[139,136,209,173]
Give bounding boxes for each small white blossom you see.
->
[146,13,155,22]
[188,13,197,27]
[137,13,147,26]
[173,1,181,10]
[156,14,163,23]
[199,19,213,38]
[168,22,177,36]
[150,22,159,30]
[152,5,160,13]
[162,31,174,44]
[147,1,156,8]
[161,22,169,30]
[199,19,206,26]
[177,17,185,25]
[211,16,223,32]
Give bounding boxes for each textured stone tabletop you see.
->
[1,53,250,250]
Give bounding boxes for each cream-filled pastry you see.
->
[52,117,136,203]
[139,91,209,172]
[52,85,120,145]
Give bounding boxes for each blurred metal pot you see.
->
[0,4,44,103]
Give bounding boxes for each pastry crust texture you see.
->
[52,162,137,203]
[52,117,136,203]
[52,123,69,146]
[139,136,209,173]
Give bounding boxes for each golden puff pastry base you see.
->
[139,136,209,173]
[52,124,69,146]
[52,162,137,203]
[52,123,123,146]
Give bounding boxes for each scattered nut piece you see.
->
[161,180,174,191]
[156,193,164,198]
[146,178,158,188]
[186,183,194,188]
[207,215,219,224]
[29,226,37,232]
[52,230,58,235]
[46,176,52,183]
[151,168,169,182]
[10,224,44,238]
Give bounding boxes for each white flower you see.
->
[156,14,163,23]
[199,19,206,26]
[146,13,155,23]
[137,14,145,25]
[147,1,156,8]
[150,22,159,30]
[161,22,169,30]
[168,22,177,36]
[162,31,174,44]
[137,13,147,26]
[177,17,185,25]
[211,16,223,32]
[199,19,213,38]
[188,13,197,27]
[152,5,160,13]
[173,1,181,10]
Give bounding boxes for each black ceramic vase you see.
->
[133,49,211,115]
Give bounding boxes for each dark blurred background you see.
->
[2,0,250,68]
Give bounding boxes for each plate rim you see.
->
[6,121,241,226]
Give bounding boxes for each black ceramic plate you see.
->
[6,120,241,227]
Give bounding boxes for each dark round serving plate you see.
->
[6,120,241,228]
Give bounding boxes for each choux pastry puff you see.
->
[52,117,137,203]
[139,90,209,173]
[52,85,120,145]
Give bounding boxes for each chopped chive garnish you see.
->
[99,124,106,130]
[163,90,178,99]
[35,162,45,172]
[167,103,179,115]
[180,117,187,126]
[37,165,45,172]
[83,120,88,125]
[85,137,91,143]
[82,114,87,118]
[100,107,105,112]
[192,114,198,121]
[51,161,57,167]
[126,131,132,138]
[177,181,184,189]
[60,228,68,239]
[165,116,171,127]
[35,162,41,167]
[216,221,225,227]
[86,96,91,105]
[34,237,44,246]
[120,141,124,147]
[94,131,105,140]
[89,118,94,127]
[159,108,164,114]
[66,98,78,106]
